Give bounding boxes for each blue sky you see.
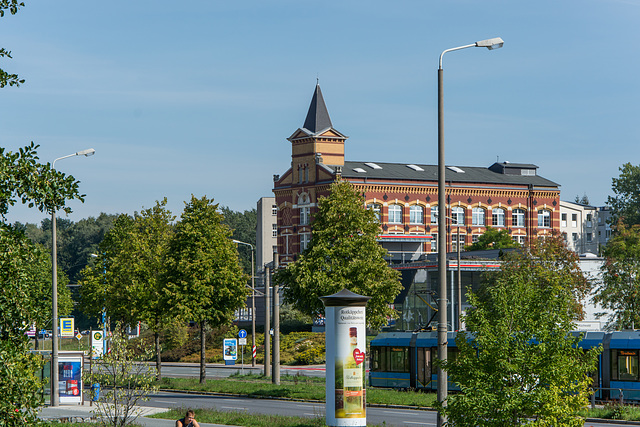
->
[2,0,639,225]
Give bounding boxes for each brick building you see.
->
[273,85,561,266]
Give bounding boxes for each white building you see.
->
[256,196,278,272]
[559,201,600,254]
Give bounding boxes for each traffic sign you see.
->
[238,329,247,339]
[75,333,82,341]
[252,345,257,358]
[239,338,247,345]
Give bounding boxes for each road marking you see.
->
[404,422,436,425]
[221,406,246,410]
[383,410,415,415]
[155,400,177,404]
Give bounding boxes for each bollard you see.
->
[91,383,100,401]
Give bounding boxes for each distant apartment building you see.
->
[559,201,613,255]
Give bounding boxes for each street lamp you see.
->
[51,148,95,407]
[437,38,502,426]
[232,239,256,367]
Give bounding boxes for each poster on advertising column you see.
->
[321,289,370,427]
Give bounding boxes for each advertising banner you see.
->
[223,338,237,361]
[58,352,84,404]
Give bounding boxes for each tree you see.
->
[0,142,84,425]
[0,0,25,88]
[275,180,402,331]
[465,227,519,251]
[574,193,590,206]
[436,236,598,426]
[608,163,640,227]
[84,322,157,427]
[80,201,174,378]
[162,195,248,383]
[221,206,257,275]
[593,223,640,330]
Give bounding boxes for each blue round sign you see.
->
[238,329,247,338]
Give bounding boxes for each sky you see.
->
[2,0,639,225]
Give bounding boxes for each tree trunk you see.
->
[155,330,162,380]
[200,320,206,383]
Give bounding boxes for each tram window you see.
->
[389,347,409,373]
[371,347,381,372]
[612,350,639,381]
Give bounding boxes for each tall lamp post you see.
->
[51,148,95,407]
[232,239,256,367]
[437,38,502,426]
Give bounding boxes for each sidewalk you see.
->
[37,401,237,426]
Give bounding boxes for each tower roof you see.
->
[302,84,333,133]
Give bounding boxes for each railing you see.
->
[590,387,638,407]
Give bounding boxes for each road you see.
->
[141,391,639,427]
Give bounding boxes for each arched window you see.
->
[472,208,485,226]
[512,209,525,228]
[452,206,465,226]
[537,209,551,228]
[410,205,424,224]
[298,193,310,226]
[430,206,439,225]
[367,203,381,222]
[389,205,403,224]
[492,208,505,227]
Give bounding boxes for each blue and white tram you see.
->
[369,330,640,401]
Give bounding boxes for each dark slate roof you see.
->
[335,161,560,188]
[302,84,333,133]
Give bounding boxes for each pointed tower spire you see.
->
[303,84,333,133]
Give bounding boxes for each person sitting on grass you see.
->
[176,409,200,427]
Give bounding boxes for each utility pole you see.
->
[263,265,271,377]
[272,252,280,384]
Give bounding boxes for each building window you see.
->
[410,205,424,224]
[561,213,567,227]
[452,206,465,226]
[304,166,309,183]
[472,235,480,244]
[586,213,592,228]
[538,210,551,228]
[452,234,465,252]
[512,235,526,245]
[300,207,310,225]
[300,233,311,251]
[430,234,437,252]
[430,206,438,225]
[572,233,578,242]
[472,208,485,226]
[272,224,277,237]
[389,205,403,224]
[367,203,381,222]
[587,232,593,243]
[572,213,577,228]
[492,208,505,227]
[272,204,278,216]
[234,307,252,322]
[512,209,525,228]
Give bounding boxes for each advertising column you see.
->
[321,289,370,427]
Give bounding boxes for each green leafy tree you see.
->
[275,180,402,331]
[465,227,519,251]
[574,193,590,206]
[608,163,640,227]
[162,195,248,383]
[0,0,25,88]
[84,322,158,427]
[221,206,257,275]
[0,142,84,425]
[437,236,598,426]
[81,201,174,378]
[593,223,640,330]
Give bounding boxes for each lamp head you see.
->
[475,37,504,50]
[77,148,96,157]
